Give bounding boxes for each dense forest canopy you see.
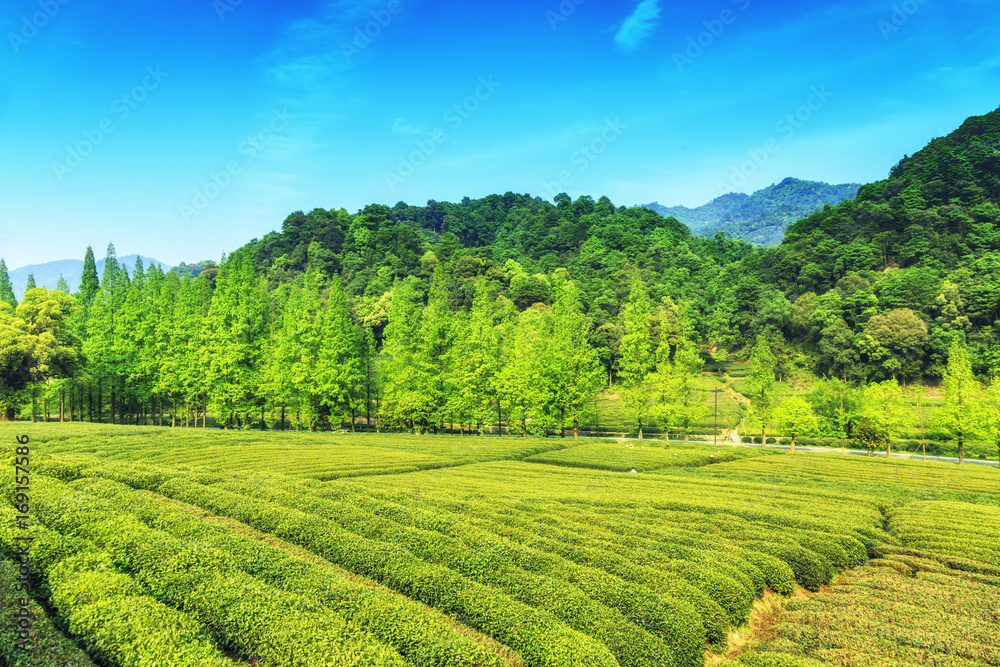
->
[0,106,998,438]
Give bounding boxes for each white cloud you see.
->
[391,117,425,135]
[615,0,661,53]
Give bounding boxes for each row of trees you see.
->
[739,336,1000,465]
[2,242,998,463]
[0,245,702,439]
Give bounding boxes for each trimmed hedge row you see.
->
[27,477,410,667]
[195,473,696,667]
[740,542,833,592]
[48,553,240,667]
[456,495,840,594]
[0,559,97,667]
[0,517,233,667]
[332,488,708,665]
[351,492,730,645]
[67,475,508,667]
[149,476,620,667]
[386,489,781,619]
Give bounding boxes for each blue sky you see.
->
[2,0,998,271]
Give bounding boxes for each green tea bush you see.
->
[741,542,833,591]
[0,560,97,667]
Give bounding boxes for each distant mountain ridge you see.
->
[643,177,861,246]
[8,255,168,301]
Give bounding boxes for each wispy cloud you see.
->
[392,117,425,135]
[615,0,661,53]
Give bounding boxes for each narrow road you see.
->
[622,436,999,467]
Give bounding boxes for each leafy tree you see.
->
[498,305,553,436]
[0,289,80,420]
[380,280,428,432]
[618,276,653,439]
[417,265,453,430]
[985,381,1000,467]
[859,380,907,456]
[807,377,859,453]
[55,275,70,294]
[25,273,36,294]
[773,395,818,451]
[746,335,777,447]
[84,243,126,422]
[317,274,361,429]
[203,251,269,428]
[652,323,705,443]
[934,340,983,464]
[78,246,100,312]
[447,279,501,434]
[549,278,603,437]
[0,259,16,308]
[852,419,889,456]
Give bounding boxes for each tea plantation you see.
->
[3,423,998,666]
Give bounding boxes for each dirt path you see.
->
[705,586,814,665]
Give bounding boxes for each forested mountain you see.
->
[0,106,997,442]
[644,178,861,246]
[8,255,166,299]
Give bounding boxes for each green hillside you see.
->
[644,178,861,246]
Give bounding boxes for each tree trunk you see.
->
[790,435,796,452]
[31,386,36,423]
[958,434,964,465]
[281,405,286,432]
[638,419,643,442]
[574,419,579,439]
[60,387,65,422]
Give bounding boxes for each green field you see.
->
[2,423,999,667]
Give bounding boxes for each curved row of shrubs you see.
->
[69,475,509,667]
[0,514,234,667]
[186,471,698,667]
[25,475,410,667]
[141,474,621,667]
[0,558,97,667]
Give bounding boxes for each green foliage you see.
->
[0,559,97,667]
[772,396,818,449]
[858,379,907,455]
[746,336,777,445]
[0,258,17,308]
[618,276,654,438]
[934,340,984,463]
